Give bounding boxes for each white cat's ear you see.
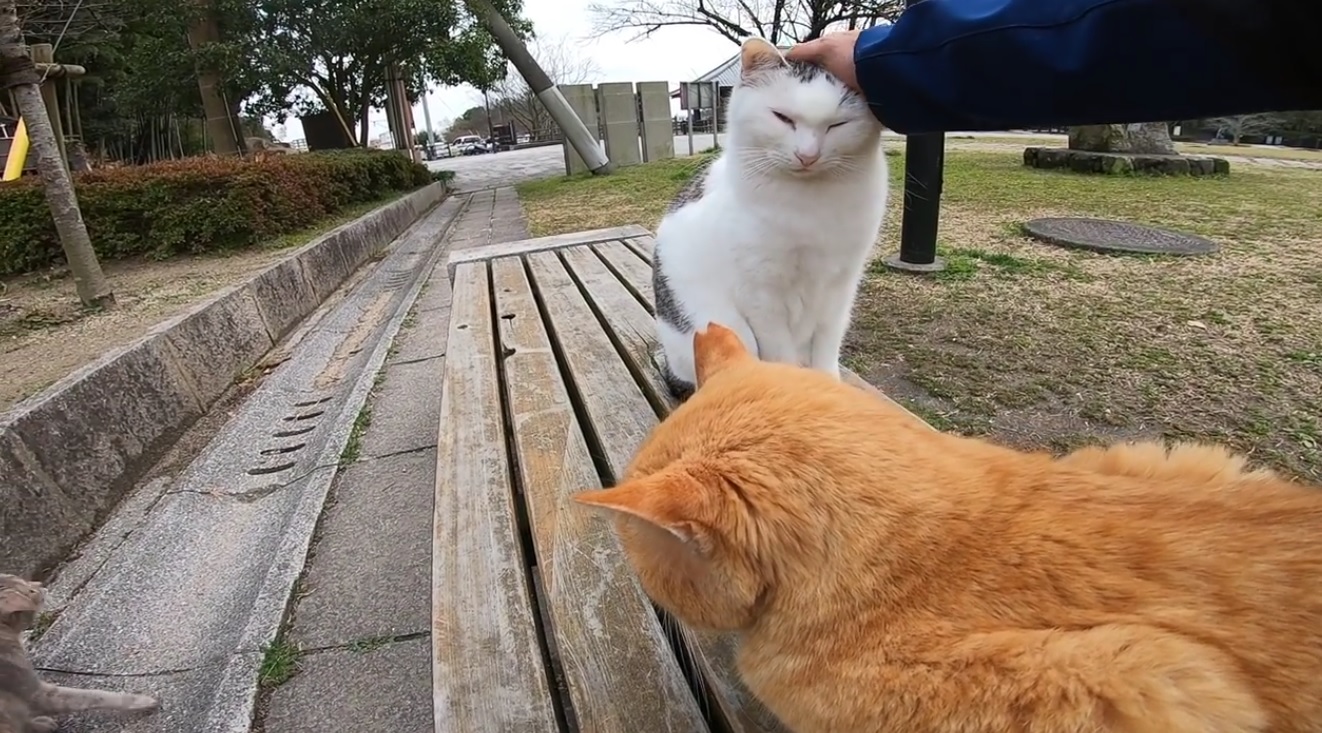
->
[740,37,787,79]
[693,322,754,387]
[574,468,717,555]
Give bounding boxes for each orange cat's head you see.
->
[574,323,918,632]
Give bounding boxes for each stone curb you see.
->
[0,183,448,579]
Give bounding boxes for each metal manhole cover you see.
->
[1021,217,1219,256]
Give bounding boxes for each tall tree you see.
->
[1207,113,1281,145]
[240,0,523,147]
[590,0,902,44]
[1,0,114,307]
[186,0,244,155]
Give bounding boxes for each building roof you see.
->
[671,45,794,97]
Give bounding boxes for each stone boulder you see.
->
[1023,147,1230,176]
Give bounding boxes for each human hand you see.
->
[785,31,862,92]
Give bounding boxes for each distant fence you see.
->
[558,82,675,175]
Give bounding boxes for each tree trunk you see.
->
[1068,122,1176,155]
[0,0,115,307]
[186,0,241,156]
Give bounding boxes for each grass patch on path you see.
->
[517,149,1322,481]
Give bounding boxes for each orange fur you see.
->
[574,323,1322,733]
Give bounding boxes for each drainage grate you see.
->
[246,394,335,477]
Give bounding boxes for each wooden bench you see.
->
[432,225,921,732]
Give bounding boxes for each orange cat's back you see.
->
[577,323,1322,733]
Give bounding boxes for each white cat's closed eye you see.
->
[770,111,850,131]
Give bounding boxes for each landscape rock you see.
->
[1023,147,1230,176]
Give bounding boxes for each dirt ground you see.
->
[0,196,401,411]
[518,144,1322,482]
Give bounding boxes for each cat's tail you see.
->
[1058,441,1277,487]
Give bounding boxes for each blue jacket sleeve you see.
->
[853,0,1322,134]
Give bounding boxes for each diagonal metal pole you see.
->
[464,0,612,175]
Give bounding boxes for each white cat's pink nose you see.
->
[795,151,820,167]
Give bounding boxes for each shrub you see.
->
[0,149,434,276]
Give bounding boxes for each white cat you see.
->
[653,37,889,400]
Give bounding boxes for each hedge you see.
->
[0,149,435,276]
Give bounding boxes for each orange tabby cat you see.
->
[574,322,1322,733]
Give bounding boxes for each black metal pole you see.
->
[883,0,947,274]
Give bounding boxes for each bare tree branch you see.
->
[1208,113,1280,145]
[589,0,901,46]
[487,33,600,140]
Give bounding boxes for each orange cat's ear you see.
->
[574,468,715,553]
[693,322,753,388]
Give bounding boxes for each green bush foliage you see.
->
[0,149,434,276]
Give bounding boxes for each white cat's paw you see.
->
[29,716,59,733]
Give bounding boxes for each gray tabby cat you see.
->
[0,575,159,732]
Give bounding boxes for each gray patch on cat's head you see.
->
[787,60,826,85]
[740,58,870,121]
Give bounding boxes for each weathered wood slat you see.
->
[433,262,559,733]
[623,235,656,261]
[563,246,669,402]
[591,241,654,312]
[558,246,791,733]
[490,256,708,733]
[447,225,652,277]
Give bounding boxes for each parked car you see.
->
[451,135,490,156]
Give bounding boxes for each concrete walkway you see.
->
[255,188,529,732]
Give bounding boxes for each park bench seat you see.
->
[432,225,913,732]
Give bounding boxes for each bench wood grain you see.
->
[433,262,559,732]
[437,226,930,733]
[491,255,707,731]
[448,225,652,277]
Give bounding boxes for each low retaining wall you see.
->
[0,183,448,579]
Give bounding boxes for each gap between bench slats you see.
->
[542,245,793,733]
[490,255,708,732]
[432,261,559,732]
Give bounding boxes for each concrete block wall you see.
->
[0,183,448,579]
[559,81,674,174]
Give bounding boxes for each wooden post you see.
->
[29,43,65,165]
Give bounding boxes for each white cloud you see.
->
[275,0,738,143]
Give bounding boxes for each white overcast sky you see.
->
[272,0,738,143]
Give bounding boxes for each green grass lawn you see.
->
[517,150,1322,481]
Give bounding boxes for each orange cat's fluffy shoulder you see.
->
[574,323,1322,733]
